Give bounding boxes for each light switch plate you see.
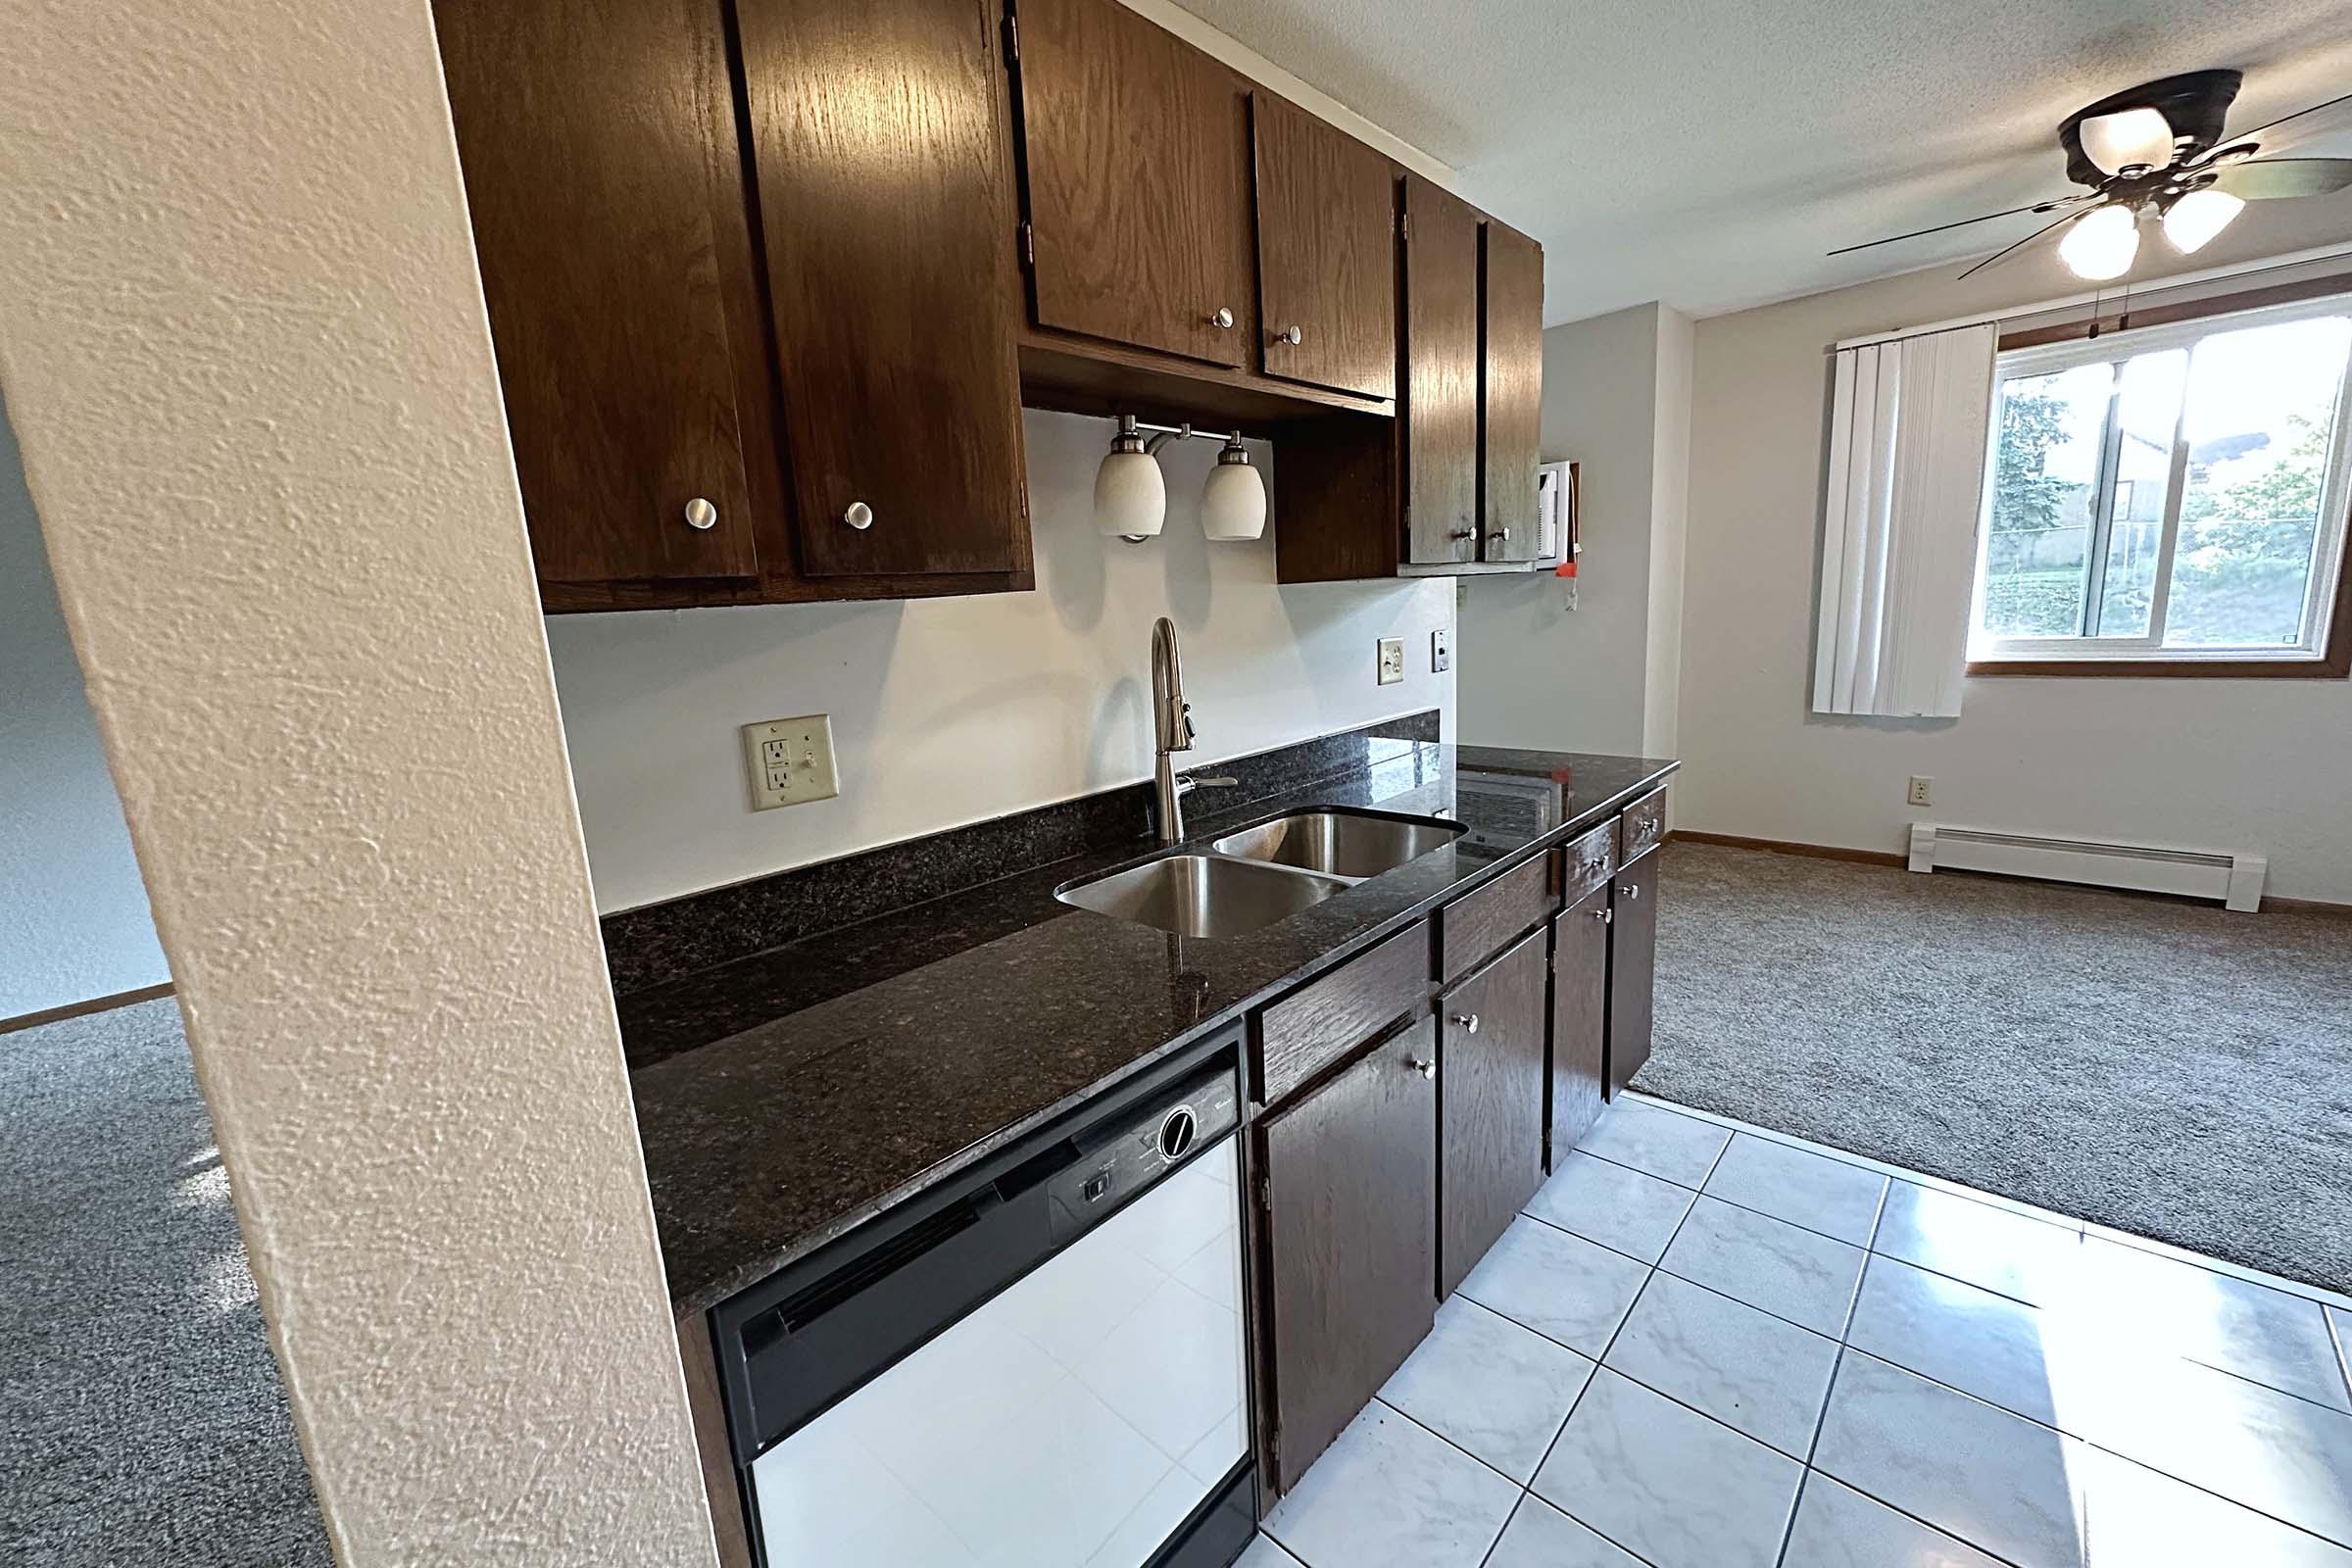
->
[1377,637,1405,686]
[1430,627,1452,673]
[744,714,840,811]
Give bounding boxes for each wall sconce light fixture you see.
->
[1094,415,1267,543]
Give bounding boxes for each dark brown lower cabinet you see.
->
[1549,881,1610,1162]
[1259,1017,1438,1494]
[1437,928,1548,1298]
[1607,845,1660,1095]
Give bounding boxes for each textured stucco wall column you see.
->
[0,3,718,1563]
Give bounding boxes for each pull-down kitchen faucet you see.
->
[1151,616,1235,845]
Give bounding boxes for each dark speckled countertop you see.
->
[629,740,1676,1317]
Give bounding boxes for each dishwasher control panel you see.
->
[1047,1062,1239,1245]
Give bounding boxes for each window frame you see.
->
[1966,279,2352,680]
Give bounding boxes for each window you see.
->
[1969,290,2352,673]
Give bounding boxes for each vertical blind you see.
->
[1812,322,1998,718]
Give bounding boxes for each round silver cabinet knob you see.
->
[1449,527,1476,542]
[1488,525,1513,544]
[1450,1012,1480,1035]
[1209,307,1236,330]
[843,501,874,531]
[683,497,718,530]
[1592,906,1614,925]
[1619,883,1641,901]
[1404,1054,1438,1080]
[1278,324,1303,346]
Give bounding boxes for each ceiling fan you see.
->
[1834,70,2352,282]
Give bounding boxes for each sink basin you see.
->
[1055,854,1348,938]
[1210,810,1464,881]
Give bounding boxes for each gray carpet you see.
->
[1642,842,2352,1295]
[1,997,332,1567]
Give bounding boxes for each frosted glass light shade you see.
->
[2162,187,2244,254]
[2058,204,2140,281]
[1200,452,1266,540]
[2079,107,2175,175]
[1095,447,1166,538]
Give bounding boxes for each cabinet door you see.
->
[1550,882,1610,1163]
[1260,1019,1438,1494]
[1480,220,1545,562]
[1252,94,1396,400]
[1437,929,1547,1298]
[739,0,1028,577]
[1607,844,1660,1095]
[1012,0,1255,367]
[434,0,760,586]
[1399,174,1480,565]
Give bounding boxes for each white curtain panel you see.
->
[1812,322,1997,718]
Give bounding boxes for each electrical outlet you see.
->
[744,714,840,811]
[1430,627,1452,673]
[1907,775,1934,808]
[1376,637,1405,686]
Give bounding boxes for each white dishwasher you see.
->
[712,1036,1253,1568]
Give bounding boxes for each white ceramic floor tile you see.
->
[1703,1133,1888,1246]
[1082,1464,1214,1568]
[1601,1270,1839,1457]
[1264,1402,1518,1568]
[1456,1215,1649,1358]
[1781,1474,2006,1568]
[2071,1235,2350,1411]
[1659,1196,1867,1336]
[1380,1297,1595,1482]
[1873,1182,2083,1305]
[1532,1368,1803,1568]
[1573,1100,1732,1187]
[2334,1308,2352,1397]
[1526,1150,1699,1262]
[1235,1535,1307,1568]
[1485,1494,1647,1568]
[2077,1445,2352,1567]
[1813,1351,2092,1568]
[1846,1254,2082,1430]
[2068,1351,2352,1547]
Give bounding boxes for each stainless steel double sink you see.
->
[1054,809,1464,937]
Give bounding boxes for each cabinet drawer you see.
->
[1439,850,1557,983]
[1560,818,1617,905]
[1621,787,1668,860]
[1256,921,1430,1105]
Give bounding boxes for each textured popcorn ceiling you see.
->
[1168,0,2352,321]
[0,0,716,1562]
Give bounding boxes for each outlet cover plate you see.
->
[1377,637,1405,686]
[745,714,840,811]
[1906,774,1934,807]
[1430,627,1452,673]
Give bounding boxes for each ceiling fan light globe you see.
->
[2058,204,2141,280]
[2080,106,2177,176]
[2162,187,2245,254]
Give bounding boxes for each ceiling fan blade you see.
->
[1955,209,2082,281]
[1827,194,2092,257]
[2217,89,2352,153]
[2079,107,2178,174]
[2213,158,2352,199]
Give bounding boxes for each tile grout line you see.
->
[1626,1090,2352,1314]
[1574,1141,1884,1254]
[2332,1307,2352,1411]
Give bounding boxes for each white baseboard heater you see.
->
[1907,824,2266,912]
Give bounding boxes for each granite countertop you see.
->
[628,741,1677,1317]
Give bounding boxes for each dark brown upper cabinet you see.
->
[434,0,1033,611]
[1251,94,1397,402]
[433,0,762,590]
[1009,0,1256,369]
[738,0,1028,577]
[1481,219,1545,563]
[1400,173,1482,567]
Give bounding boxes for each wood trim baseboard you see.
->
[0,981,175,1038]
[2261,893,2352,918]
[1665,830,1907,869]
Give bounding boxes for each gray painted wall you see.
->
[1,396,169,1017]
